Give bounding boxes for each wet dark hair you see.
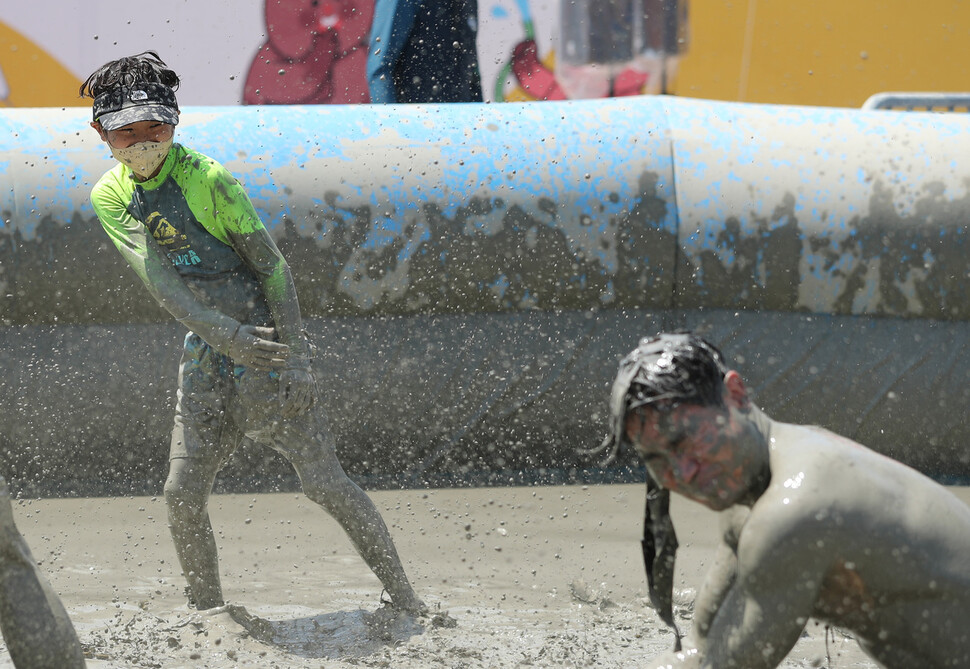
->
[624,332,729,417]
[79,50,180,99]
[599,332,730,464]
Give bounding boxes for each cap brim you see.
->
[98,104,179,131]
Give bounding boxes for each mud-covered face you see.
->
[624,402,755,510]
[91,119,175,179]
[95,119,175,149]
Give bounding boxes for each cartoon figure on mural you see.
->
[495,0,566,102]
[243,0,375,104]
[495,0,688,102]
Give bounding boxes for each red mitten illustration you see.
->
[612,67,650,97]
[510,39,566,101]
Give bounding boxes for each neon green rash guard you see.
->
[91,143,309,359]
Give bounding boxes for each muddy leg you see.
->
[164,457,225,610]
[0,478,85,668]
[291,445,423,612]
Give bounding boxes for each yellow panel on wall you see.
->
[673,0,970,108]
[0,21,83,107]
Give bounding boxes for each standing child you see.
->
[81,51,424,615]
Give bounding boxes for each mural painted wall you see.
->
[0,20,82,107]
[4,1,966,110]
[0,0,563,107]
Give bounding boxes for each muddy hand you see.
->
[228,325,289,370]
[279,367,315,417]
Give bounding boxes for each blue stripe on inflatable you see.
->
[177,100,679,273]
[1,96,969,322]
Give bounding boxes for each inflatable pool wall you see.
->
[2,97,968,494]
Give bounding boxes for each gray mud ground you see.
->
[7,483,965,668]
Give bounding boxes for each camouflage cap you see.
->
[93,81,179,131]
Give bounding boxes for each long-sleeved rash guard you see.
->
[91,143,309,362]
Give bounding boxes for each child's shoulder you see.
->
[173,144,222,170]
[91,162,132,198]
[171,144,237,185]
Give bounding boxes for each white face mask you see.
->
[110,137,173,179]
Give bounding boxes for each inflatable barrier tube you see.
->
[1,97,968,494]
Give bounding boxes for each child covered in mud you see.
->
[80,51,424,618]
[603,333,970,668]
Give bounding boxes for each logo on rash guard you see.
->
[173,250,202,266]
[148,213,188,247]
[146,212,202,266]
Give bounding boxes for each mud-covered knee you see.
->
[301,476,341,505]
[301,469,362,513]
[163,475,207,518]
